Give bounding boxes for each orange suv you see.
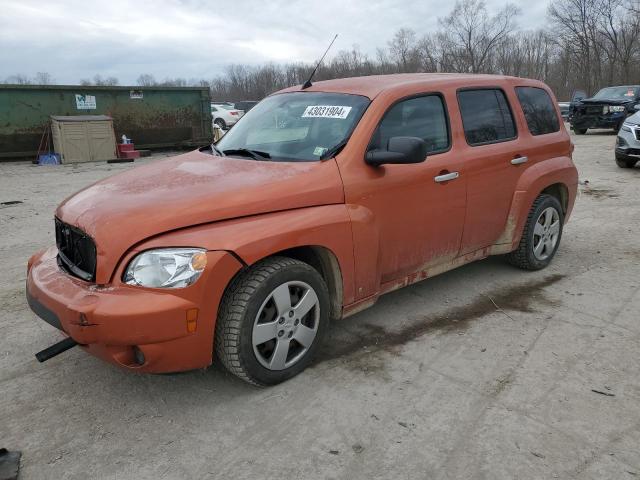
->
[27,74,578,385]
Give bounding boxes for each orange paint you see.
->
[27,74,577,373]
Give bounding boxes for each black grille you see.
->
[55,218,97,281]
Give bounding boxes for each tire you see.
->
[507,194,564,271]
[214,118,227,130]
[573,127,587,135]
[215,256,330,386]
[615,153,637,168]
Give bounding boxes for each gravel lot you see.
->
[1,131,639,480]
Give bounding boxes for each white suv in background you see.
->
[616,110,640,168]
[211,103,243,130]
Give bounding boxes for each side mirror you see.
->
[366,136,428,167]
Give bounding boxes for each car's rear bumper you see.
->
[26,247,243,373]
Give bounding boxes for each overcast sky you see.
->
[0,0,549,85]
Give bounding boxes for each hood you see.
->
[579,97,632,105]
[57,150,345,282]
[625,112,640,125]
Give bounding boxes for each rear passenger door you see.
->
[456,87,526,254]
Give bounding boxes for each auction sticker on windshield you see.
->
[302,106,352,119]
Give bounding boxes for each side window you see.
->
[516,87,560,136]
[457,89,517,145]
[369,95,449,154]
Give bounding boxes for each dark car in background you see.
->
[234,100,259,113]
[570,85,640,134]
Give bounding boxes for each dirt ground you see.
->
[1,130,639,480]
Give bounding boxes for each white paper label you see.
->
[313,146,328,156]
[75,94,96,110]
[302,105,352,119]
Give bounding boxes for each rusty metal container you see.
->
[0,84,213,159]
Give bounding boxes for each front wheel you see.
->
[215,256,329,386]
[573,127,587,135]
[507,194,564,271]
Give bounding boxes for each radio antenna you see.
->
[302,34,338,90]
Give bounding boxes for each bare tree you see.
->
[34,72,54,85]
[4,74,32,84]
[438,0,520,73]
[136,74,157,86]
[388,28,421,72]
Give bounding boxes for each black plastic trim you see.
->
[26,285,63,331]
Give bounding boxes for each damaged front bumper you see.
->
[26,246,243,373]
[571,112,627,130]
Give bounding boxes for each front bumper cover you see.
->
[26,247,243,372]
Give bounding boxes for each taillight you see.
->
[230,111,238,116]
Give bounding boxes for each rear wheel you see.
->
[615,153,637,168]
[507,194,564,271]
[215,256,329,386]
[573,127,587,135]
[214,118,227,130]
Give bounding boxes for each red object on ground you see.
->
[118,143,135,153]
[120,150,141,159]
[117,143,140,159]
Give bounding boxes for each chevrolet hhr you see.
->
[27,74,578,385]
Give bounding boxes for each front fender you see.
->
[127,204,356,306]
[494,156,578,251]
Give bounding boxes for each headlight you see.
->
[124,248,207,288]
[610,106,626,112]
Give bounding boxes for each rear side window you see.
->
[516,87,560,136]
[369,95,450,153]
[457,89,516,145]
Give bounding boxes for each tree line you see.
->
[3,0,639,101]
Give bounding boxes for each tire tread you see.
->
[507,194,560,270]
[215,256,309,386]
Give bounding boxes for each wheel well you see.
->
[268,246,343,321]
[541,183,568,214]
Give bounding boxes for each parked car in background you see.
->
[234,100,259,113]
[558,102,570,120]
[27,74,577,386]
[570,85,640,134]
[616,110,640,168]
[211,103,243,129]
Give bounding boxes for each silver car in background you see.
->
[616,111,640,168]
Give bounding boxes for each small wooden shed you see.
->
[51,115,117,164]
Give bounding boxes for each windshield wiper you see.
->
[211,143,224,156]
[320,140,348,160]
[222,148,271,160]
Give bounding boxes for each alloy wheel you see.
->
[532,207,560,261]
[252,281,320,371]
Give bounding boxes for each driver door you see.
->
[340,93,466,297]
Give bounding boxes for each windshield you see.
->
[593,86,639,100]
[215,92,370,162]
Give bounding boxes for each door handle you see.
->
[511,156,528,165]
[434,171,459,183]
